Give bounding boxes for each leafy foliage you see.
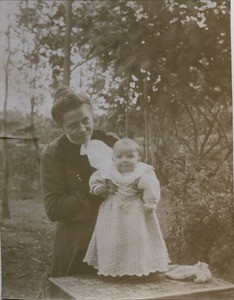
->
[68,0,232,172]
[165,161,233,275]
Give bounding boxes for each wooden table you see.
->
[49,273,234,300]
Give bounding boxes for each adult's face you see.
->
[62,104,94,145]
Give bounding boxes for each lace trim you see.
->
[84,260,169,277]
[101,162,153,186]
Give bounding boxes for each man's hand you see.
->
[106,132,120,140]
[106,181,118,194]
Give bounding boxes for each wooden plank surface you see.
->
[49,273,234,300]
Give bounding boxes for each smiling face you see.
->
[62,104,94,145]
[113,142,140,173]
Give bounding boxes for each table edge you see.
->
[49,276,234,300]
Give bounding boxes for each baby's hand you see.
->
[144,202,157,212]
[95,186,109,198]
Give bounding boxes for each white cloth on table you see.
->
[83,162,169,277]
[165,262,212,283]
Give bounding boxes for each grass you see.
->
[1,192,55,299]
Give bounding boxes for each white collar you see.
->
[101,162,151,186]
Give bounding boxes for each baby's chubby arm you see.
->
[89,170,117,198]
[138,166,161,212]
[89,170,108,197]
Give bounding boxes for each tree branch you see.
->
[199,136,223,160]
[199,106,220,158]
[194,102,230,151]
[71,41,116,72]
[71,5,164,73]
[155,95,171,152]
[183,99,198,156]
[208,145,229,162]
[173,118,195,156]
[210,109,230,148]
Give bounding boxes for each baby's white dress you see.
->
[83,162,169,277]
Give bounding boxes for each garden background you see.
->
[0,1,233,299]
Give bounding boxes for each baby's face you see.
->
[113,144,139,173]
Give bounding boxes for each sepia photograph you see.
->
[0,0,233,299]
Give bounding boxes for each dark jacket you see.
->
[40,130,117,277]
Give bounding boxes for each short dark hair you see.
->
[51,85,92,125]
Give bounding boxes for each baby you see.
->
[83,138,169,277]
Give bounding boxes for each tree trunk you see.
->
[29,94,40,161]
[149,112,156,166]
[1,139,10,220]
[125,75,130,137]
[143,79,149,162]
[1,27,11,220]
[29,66,40,162]
[63,0,72,86]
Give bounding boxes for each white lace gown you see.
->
[83,162,169,277]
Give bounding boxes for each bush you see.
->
[8,143,40,199]
[165,161,233,276]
